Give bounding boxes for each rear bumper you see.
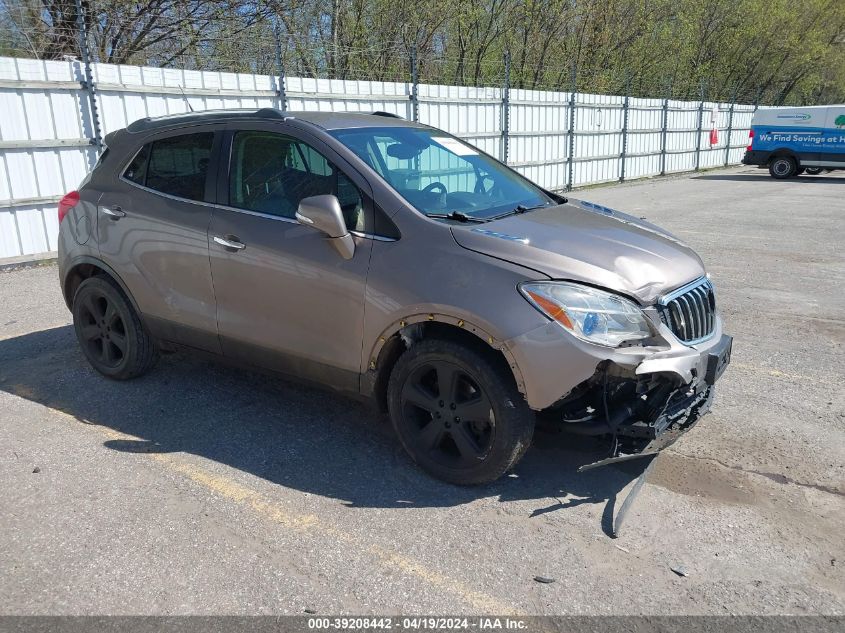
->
[742,150,769,166]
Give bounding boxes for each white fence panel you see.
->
[0,55,756,259]
[418,83,502,160]
[509,88,570,190]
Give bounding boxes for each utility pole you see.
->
[273,23,287,111]
[566,63,577,191]
[74,0,102,150]
[620,74,631,182]
[501,51,511,164]
[694,80,705,171]
[410,45,419,122]
[659,77,670,176]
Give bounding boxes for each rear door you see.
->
[97,129,222,352]
[206,124,374,392]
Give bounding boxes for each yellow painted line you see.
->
[44,406,518,614]
[730,362,834,386]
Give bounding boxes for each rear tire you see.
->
[387,338,535,485]
[769,156,797,179]
[72,275,158,380]
[805,167,823,175]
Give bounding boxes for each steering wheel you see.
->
[422,181,448,195]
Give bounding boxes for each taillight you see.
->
[746,128,754,152]
[58,191,80,224]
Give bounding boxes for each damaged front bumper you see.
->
[508,313,732,466]
[551,333,731,468]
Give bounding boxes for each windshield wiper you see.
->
[425,211,487,223]
[488,202,552,221]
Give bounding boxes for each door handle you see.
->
[102,205,126,219]
[213,235,246,251]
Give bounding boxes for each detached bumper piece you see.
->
[541,334,732,536]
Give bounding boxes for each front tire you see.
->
[805,167,823,175]
[72,275,158,380]
[387,338,535,485]
[769,156,797,179]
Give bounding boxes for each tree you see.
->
[1,0,844,104]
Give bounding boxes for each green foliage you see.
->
[1,0,844,104]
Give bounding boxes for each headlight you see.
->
[519,281,652,347]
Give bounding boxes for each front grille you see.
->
[658,278,716,343]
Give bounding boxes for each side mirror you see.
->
[295,194,355,260]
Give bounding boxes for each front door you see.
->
[97,130,221,353]
[207,127,373,392]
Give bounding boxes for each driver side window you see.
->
[229,131,364,231]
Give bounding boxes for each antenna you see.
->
[178,85,194,113]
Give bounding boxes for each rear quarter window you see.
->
[123,145,149,185]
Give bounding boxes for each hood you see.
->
[450,199,705,305]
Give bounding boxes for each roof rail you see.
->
[371,111,403,119]
[255,108,286,119]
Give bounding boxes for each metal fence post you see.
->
[694,81,705,171]
[724,85,737,166]
[410,45,419,122]
[501,51,510,164]
[273,24,287,111]
[620,75,631,182]
[566,63,577,191]
[659,80,670,176]
[74,0,102,150]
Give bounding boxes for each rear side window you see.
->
[123,133,213,202]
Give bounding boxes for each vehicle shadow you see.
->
[694,173,842,183]
[0,325,649,536]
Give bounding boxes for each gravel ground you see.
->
[0,165,843,615]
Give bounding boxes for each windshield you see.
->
[329,126,555,220]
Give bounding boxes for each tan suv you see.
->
[57,109,732,485]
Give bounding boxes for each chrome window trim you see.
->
[120,176,216,208]
[350,230,397,242]
[120,173,395,239]
[211,202,300,224]
[119,136,396,240]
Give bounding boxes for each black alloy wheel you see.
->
[400,359,496,468]
[72,275,158,379]
[77,288,128,369]
[387,338,535,485]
